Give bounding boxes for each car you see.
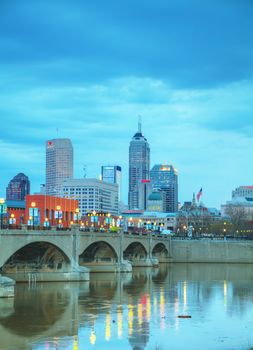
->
[160,229,174,235]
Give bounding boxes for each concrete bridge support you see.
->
[0,227,89,282]
[0,227,172,281]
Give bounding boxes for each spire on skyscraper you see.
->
[138,115,142,133]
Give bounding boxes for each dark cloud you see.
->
[0,0,252,87]
[0,0,253,206]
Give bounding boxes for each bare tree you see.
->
[225,204,247,232]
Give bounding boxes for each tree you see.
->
[225,204,247,233]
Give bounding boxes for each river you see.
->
[0,263,253,350]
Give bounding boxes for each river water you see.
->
[1,263,253,350]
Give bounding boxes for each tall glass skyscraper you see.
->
[6,173,30,201]
[45,138,73,196]
[150,164,178,213]
[128,121,150,209]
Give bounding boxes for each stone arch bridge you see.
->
[0,226,171,282]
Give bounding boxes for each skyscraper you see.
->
[128,120,150,209]
[6,173,30,201]
[45,138,73,196]
[150,164,178,213]
[101,165,122,201]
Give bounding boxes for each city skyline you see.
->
[0,0,253,208]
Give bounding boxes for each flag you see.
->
[197,188,203,202]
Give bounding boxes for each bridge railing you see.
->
[0,224,22,230]
[171,235,253,241]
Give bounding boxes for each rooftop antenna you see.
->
[138,115,142,132]
[83,165,87,178]
[56,128,59,137]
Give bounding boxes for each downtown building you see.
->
[61,178,119,216]
[150,164,178,213]
[101,165,122,200]
[221,185,253,221]
[45,138,73,196]
[6,173,30,201]
[128,122,150,210]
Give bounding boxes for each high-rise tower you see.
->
[150,164,178,213]
[6,173,30,201]
[128,119,150,209]
[45,138,73,196]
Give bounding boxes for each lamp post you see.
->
[44,217,49,229]
[106,213,111,231]
[31,201,36,230]
[93,210,98,231]
[138,219,143,233]
[0,198,5,229]
[75,208,80,224]
[128,217,133,232]
[56,205,61,227]
[10,213,15,227]
[223,221,227,239]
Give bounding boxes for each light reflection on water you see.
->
[1,264,253,349]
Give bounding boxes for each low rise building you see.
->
[25,194,79,227]
[221,185,253,221]
[61,178,119,216]
[121,210,177,232]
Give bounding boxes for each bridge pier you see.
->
[70,227,90,280]
[0,227,172,280]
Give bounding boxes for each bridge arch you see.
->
[0,237,72,269]
[0,241,71,275]
[123,242,148,263]
[152,243,169,263]
[79,241,119,265]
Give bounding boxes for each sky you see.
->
[0,0,253,208]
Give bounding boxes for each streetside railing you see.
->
[1,225,253,241]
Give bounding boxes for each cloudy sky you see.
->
[0,0,253,208]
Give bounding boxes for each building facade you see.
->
[147,191,165,212]
[232,186,253,199]
[25,195,78,227]
[221,185,253,221]
[150,164,178,213]
[6,173,30,201]
[122,210,177,232]
[128,122,150,210]
[61,178,119,216]
[138,179,152,211]
[45,138,73,196]
[101,165,122,200]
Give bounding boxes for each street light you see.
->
[117,215,123,228]
[10,213,15,226]
[44,217,49,228]
[106,213,111,230]
[31,201,36,230]
[75,208,80,224]
[128,217,133,231]
[92,211,98,231]
[0,198,5,229]
[138,219,143,232]
[56,205,61,227]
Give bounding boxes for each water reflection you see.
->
[0,264,253,349]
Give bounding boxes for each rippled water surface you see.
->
[1,264,253,350]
